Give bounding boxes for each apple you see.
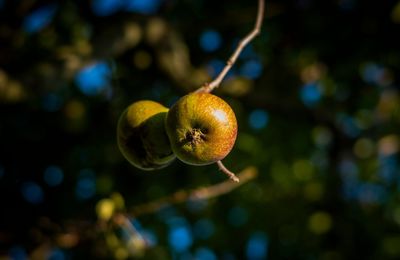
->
[165,92,237,165]
[117,100,175,170]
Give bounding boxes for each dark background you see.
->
[1,0,400,259]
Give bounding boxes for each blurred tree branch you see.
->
[25,166,258,258]
[128,166,258,217]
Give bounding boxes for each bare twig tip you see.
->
[232,176,240,183]
[195,0,265,93]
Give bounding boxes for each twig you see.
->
[195,0,265,93]
[217,160,239,182]
[129,166,258,217]
[194,0,265,182]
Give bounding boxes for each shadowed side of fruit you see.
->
[117,100,176,170]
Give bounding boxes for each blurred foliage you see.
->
[1,0,400,259]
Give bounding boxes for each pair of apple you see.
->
[117,92,237,170]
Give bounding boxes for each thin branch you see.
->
[129,166,258,217]
[217,160,239,182]
[196,0,265,93]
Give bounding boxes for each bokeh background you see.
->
[1,0,400,259]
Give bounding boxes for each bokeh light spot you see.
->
[293,159,314,181]
[228,206,249,227]
[65,100,85,120]
[168,225,192,252]
[311,150,329,169]
[207,59,225,78]
[23,4,57,34]
[124,0,162,14]
[114,247,129,259]
[376,90,399,121]
[360,63,380,84]
[195,247,217,260]
[300,82,321,107]
[123,22,142,48]
[156,207,178,223]
[240,59,263,79]
[239,44,257,60]
[9,246,27,260]
[383,236,400,256]
[168,217,192,252]
[357,183,387,204]
[359,62,392,86]
[312,126,332,147]
[336,114,360,138]
[96,199,115,220]
[378,135,399,156]
[48,248,66,260]
[353,138,375,159]
[76,179,96,200]
[223,77,253,97]
[75,61,111,96]
[134,50,152,69]
[378,154,398,184]
[248,109,269,130]
[354,109,374,130]
[92,0,123,16]
[42,93,63,112]
[146,18,166,44]
[308,211,332,234]
[246,232,269,259]
[194,219,215,240]
[392,207,400,226]
[392,1,400,23]
[111,192,125,210]
[338,159,359,180]
[339,159,360,200]
[44,165,64,186]
[97,175,114,194]
[186,199,208,212]
[300,63,326,83]
[271,161,292,188]
[200,30,222,52]
[21,182,44,204]
[75,169,96,200]
[304,182,324,201]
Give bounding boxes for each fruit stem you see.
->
[217,160,240,182]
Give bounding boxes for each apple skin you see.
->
[117,100,175,170]
[165,92,237,165]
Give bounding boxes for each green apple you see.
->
[117,100,175,170]
[165,92,237,165]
